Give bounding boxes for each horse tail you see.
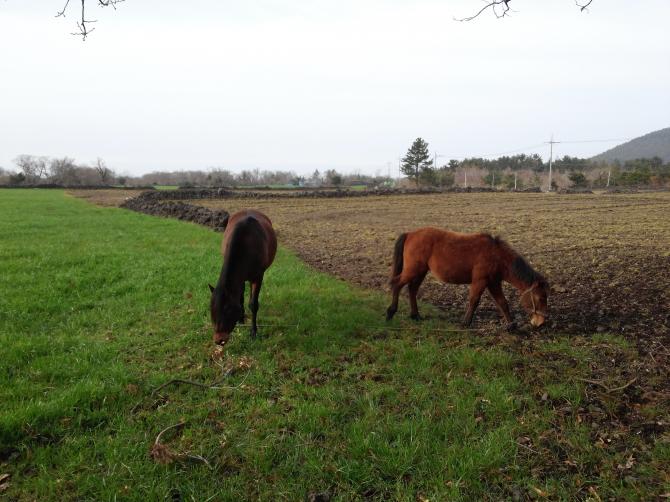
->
[390,233,408,285]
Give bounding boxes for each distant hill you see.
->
[592,127,670,163]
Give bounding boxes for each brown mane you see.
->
[487,236,547,287]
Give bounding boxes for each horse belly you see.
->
[430,261,472,285]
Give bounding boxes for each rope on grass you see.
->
[363,324,480,333]
[150,369,251,395]
[247,322,477,333]
[130,369,251,413]
[577,377,637,393]
[150,421,211,468]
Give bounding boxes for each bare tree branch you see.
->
[55,0,72,18]
[455,0,512,22]
[94,158,114,184]
[54,1,596,37]
[576,0,594,12]
[457,0,596,22]
[55,0,125,40]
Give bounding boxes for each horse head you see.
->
[209,284,242,345]
[519,279,549,328]
[511,256,549,328]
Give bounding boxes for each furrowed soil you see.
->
[66,188,148,206]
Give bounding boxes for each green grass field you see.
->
[0,190,666,500]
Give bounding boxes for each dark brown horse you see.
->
[386,227,549,329]
[209,209,277,345]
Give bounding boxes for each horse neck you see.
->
[217,225,247,299]
[217,263,244,301]
[501,249,534,293]
[506,274,533,293]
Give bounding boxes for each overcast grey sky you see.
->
[1,0,668,176]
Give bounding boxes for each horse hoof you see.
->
[506,322,518,332]
[410,314,421,321]
[518,324,532,335]
[250,330,257,339]
[385,309,396,321]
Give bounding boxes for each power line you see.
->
[439,143,547,161]
[555,138,632,144]
[435,137,631,162]
[477,143,548,158]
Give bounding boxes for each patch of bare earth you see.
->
[68,189,147,207]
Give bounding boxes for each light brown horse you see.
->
[385,227,549,329]
[209,209,277,345]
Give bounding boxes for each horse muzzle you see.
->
[213,331,231,346]
[529,313,546,328]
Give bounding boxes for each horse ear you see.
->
[208,284,215,293]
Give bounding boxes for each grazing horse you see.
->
[385,227,549,329]
[209,210,277,345]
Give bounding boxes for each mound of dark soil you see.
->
[126,186,505,202]
[558,188,594,194]
[121,196,229,232]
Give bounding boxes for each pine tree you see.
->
[401,138,433,187]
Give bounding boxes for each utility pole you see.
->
[606,169,611,187]
[433,152,444,170]
[546,134,561,192]
[514,172,517,190]
[464,169,468,188]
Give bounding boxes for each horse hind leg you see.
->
[386,265,425,321]
[408,271,427,321]
[386,273,411,321]
[386,279,404,321]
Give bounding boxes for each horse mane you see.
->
[486,234,502,245]
[489,235,547,287]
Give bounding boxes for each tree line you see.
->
[0,156,389,189]
[2,147,668,190]
[0,155,117,187]
[401,137,670,189]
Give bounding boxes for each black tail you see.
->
[390,233,407,284]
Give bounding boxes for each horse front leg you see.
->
[239,283,246,323]
[463,280,486,326]
[487,281,515,331]
[249,277,263,339]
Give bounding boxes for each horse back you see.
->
[405,227,502,284]
[223,210,277,271]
